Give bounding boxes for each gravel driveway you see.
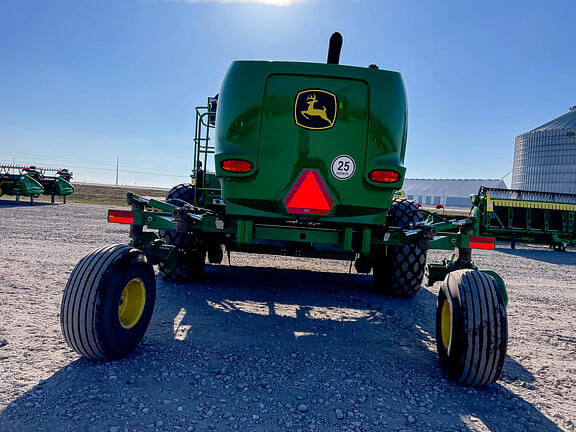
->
[0,201,574,431]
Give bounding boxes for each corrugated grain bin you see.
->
[512,106,576,193]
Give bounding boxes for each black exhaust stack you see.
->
[327,32,343,65]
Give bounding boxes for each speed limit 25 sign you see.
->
[331,155,356,180]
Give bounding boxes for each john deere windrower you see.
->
[61,34,508,386]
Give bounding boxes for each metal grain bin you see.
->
[512,106,576,193]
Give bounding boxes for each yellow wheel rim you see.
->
[118,278,146,329]
[440,298,452,350]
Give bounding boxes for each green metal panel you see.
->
[253,226,341,244]
[215,61,407,226]
[135,213,175,231]
[342,227,353,251]
[237,219,254,244]
[54,178,75,196]
[259,75,367,214]
[361,228,372,254]
[20,175,44,195]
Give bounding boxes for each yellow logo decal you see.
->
[294,89,337,130]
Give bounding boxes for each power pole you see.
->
[115,156,119,186]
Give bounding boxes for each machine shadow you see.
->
[496,245,575,264]
[0,199,54,208]
[0,265,558,431]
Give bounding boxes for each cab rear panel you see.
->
[215,61,407,225]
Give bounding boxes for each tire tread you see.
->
[439,269,507,386]
[61,244,133,359]
[374,199,426,297]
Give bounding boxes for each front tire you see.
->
[436,269,508,386]
[373,198,427,297]
[60,244,156,360]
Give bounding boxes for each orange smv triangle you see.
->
[285,170,333,215]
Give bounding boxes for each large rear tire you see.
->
[166,183,196,205]
[373,199,427,297]
[436,269,508,386]
[159,184,206,282]
[60,244,156,360]
[158,230,206,282]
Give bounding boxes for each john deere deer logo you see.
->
[294,89,337,130]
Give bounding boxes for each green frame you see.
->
[109,192,506,304]
[473,187,576,247]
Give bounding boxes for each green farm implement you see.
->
[61,34,508,386]
[470,186,576,251]
[0,164,44,203]
[0,165,74,203]
[35,167,75,203]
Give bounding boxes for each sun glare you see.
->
[206,300,376,322]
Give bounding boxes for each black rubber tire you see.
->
[373,198,427,297]
[552,243,567,252]
[60,244,156,360]
[207,244,224,264]
[158,230,206,282]
[167,183,195,205]
[436,269,508,386]
[159,183,206,282]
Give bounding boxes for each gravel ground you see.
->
[0,201,574,432]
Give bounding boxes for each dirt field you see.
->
[13,183,170,207]
[0,201,574,431]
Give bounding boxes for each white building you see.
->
[402,179,507,208]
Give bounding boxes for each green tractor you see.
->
[61,33,508,386]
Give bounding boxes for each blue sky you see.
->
[1,0,574,187]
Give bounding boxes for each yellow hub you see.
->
[118,278,146,329]
[440,299,452,350]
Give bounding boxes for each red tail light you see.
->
[221,159,253,173]
[368,170,400,183]
[469,236,495,250]
[108,210,134,224]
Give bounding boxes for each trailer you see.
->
[33,167,75,203]
[0,164,44,203]
[60,34,508,386]
[0,165,74,204]
[471,186,576,251]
